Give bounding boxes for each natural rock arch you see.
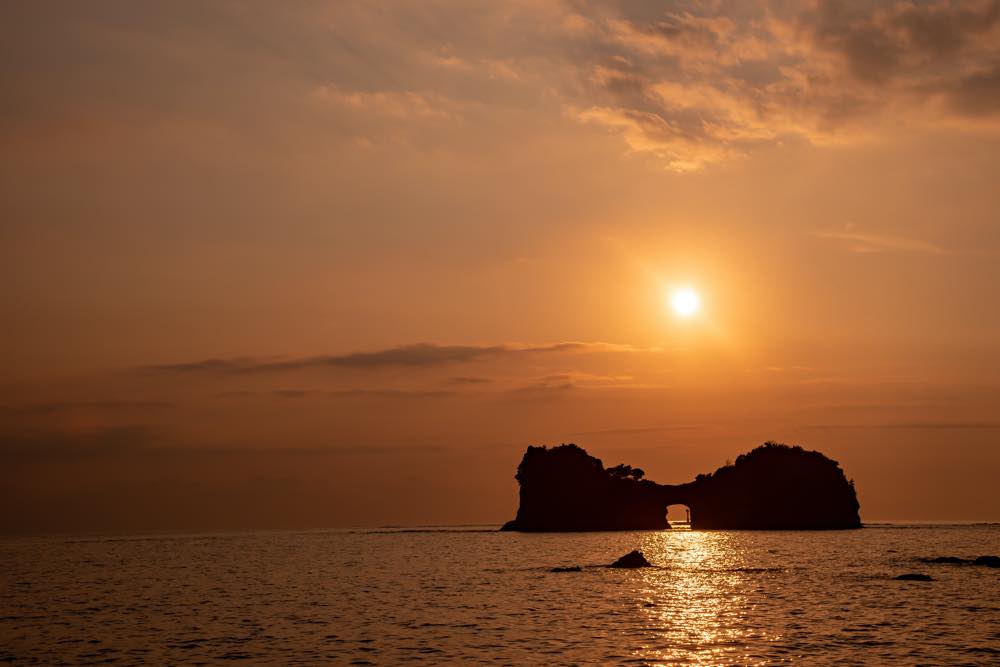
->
[501,442,861,531]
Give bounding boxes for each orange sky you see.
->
[3,1,1000,532]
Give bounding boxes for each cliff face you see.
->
[678,443,861,529]
[501,444,668,531]
[501,441,861,531]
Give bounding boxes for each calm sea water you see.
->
[1,524,998,665]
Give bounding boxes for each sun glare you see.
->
[670,287,700,318]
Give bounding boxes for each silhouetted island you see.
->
[501,442,861,531]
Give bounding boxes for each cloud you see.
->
[220,388,457,400]
[572,425,702,436]
[214,390,258,399]
[448,376,492,385]
[573,104,744,171]
[945,63,1000,115]
[566,0,1000,168]
[530,372,640,389]
[8,1,1000,173]
[147,344,506,374]
[144,342,636,375]
[145,358,259,373]
[273,389,320,400]
[0,426,163,460]
[1,400,173,416]
[881,421,1000,430]
[313,86,467,122]
[805,421,1000,430]
[801,0,1000,79]
[510,381,576,394]
[818,224,949,255]
[327,389,455,399]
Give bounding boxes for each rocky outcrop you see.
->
[674,443,862,530]
[501,441,861,531]
[919,555,1000,568]
[608,550,652,568]
[499,444,669,531]
[922,556,968,564]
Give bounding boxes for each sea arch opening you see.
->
[666,504,692,529]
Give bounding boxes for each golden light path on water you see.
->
[631,527,785,666]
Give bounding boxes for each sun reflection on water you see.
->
[630,531,786,665]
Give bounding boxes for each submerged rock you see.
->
[501,441,861,531]
[918,555,999,567]
[550,566,582,573]
[894,573,933,581]
[609,550,652,568]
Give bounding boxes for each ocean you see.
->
[2,524,998,665]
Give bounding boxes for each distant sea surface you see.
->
[2,524,998,665]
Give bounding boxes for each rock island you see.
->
[501,442,861,531]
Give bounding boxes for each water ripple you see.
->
[1,525,998,664]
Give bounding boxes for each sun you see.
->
[670,287,700,318]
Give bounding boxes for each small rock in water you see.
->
[894,573,933,581]
[923,556,968,564]
[609,550,652,568]
[973,555,1000,568]
[550,566,582,573]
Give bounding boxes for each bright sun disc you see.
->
[670,288,700,318]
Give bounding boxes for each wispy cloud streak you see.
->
[143,342,638,375]
[819,225,949,255]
